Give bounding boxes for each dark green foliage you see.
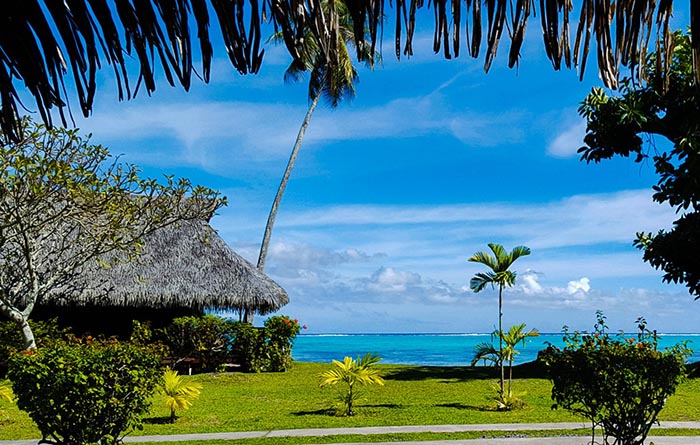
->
[541,312,690,445]
[0,318,67,375]
[232,322,268,373]
[7,338,162,445]
[264,316,303,372]
[158,315,237,373]
[578,31,700,297]
[157,315,304,373]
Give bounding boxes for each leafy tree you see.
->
[541,312,690,445]
[251,0,378,323]
[161,369,202,424]
[319,353,384,416]
[468,243,530,400]
[578,31,700,298]
[0,119,224,350]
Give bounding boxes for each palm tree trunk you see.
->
[244,91,322,323]
[498,285,504,398]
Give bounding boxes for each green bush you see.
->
[0,318,68,375]
[8,337,162,445]
[541,312,690,445]
[231,322,267,372]
[156,315,305,373]
[264,316,303,372]
[158,315,236,372]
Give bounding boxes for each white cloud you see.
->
[547,121,586,158]
[520,270,544,295]
[368,267,422,293]
[567,277,591,295]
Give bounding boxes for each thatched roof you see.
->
[0,1,696,143]
[52,219,288,315]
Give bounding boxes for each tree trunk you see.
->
[245,91,322,323]
[498,285,504,398]
[1,304,37,350]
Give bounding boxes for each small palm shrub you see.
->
[319,353,384,416]
[161,369,202,423]
[0,381,12,420]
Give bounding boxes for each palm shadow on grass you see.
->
[383,362,547,382]
[143,416,174,425]
[437,402,499,412]
[292,404,400,417]
[383,366,494,382]
[291,408,337,416]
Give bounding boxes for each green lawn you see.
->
[2,362,700,441]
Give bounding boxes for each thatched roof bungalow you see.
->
[34,219,288,336]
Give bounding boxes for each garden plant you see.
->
[161,369,202,424]
[468,243,531,402]
[8,337,162,445]
[319,353,385,416]
[472,323,539,410]
[541,312,691,445]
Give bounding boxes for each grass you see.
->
[1,362,700,441]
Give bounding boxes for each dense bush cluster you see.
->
[0,318,68,375]
[541,312,690,445]
[155,314,305,373]
[8,337,162,445]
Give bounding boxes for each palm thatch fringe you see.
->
[0,1,694,143]
[47,219,288,315]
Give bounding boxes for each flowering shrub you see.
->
[264,316,304,371]
[8,337,162,445]
[540,311,690,445]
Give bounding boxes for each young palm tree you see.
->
[500,323,539,394]
[319,353,384,416]
[247,0,377,322]
[468,243,530,399]
[0,382,12,403]
[161,369,202,424]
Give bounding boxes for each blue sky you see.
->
[57,7,698,334]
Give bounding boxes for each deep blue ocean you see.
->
[292,333,700,366]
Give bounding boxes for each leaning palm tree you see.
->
[468,243,531,399]
[247,0,377,322]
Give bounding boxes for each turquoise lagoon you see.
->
[292,333,700,366]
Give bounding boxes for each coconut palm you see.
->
[0,1,692,143]
[468,243,530,399]
[247,0,377,321]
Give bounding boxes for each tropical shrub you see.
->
[231,322,267,372]
[0,318,68,375]
[158,315,236,372]
[8,337,162,445]
[541,312,690,445]
[0,381,12,420]
[161,369,202,423]
[319,353,384,416]
[264,316,304,372]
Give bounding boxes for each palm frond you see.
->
[468,251,498,271]
[0,0,696,143]
[470,271,496,292]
